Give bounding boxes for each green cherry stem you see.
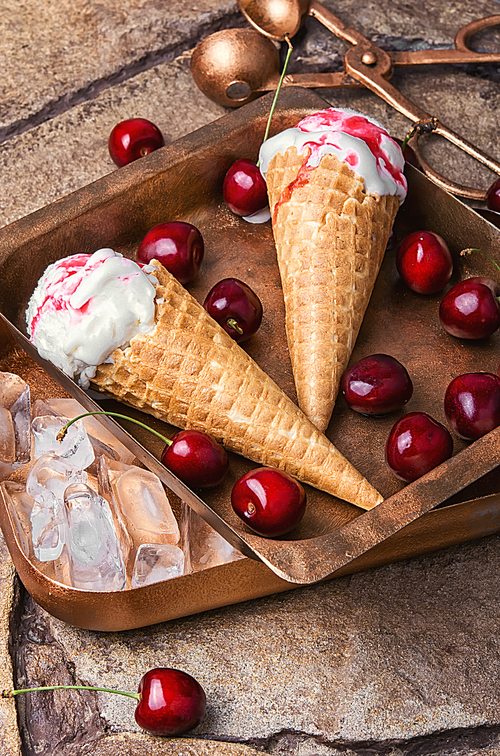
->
[227,318,244,335]
[56,411,172,447]
[2,684,139,700]
[460,247,500,275]
[257,34,293,167]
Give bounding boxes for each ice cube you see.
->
[26,453,86,561]
[26,452,87,503]
[31,415,95,471]
[0,480,35,558]
[59,482,126,591]
[98,457,180,554]
[0,372,31,479]
[131,543,185,588]
[0,407,16,463]
[32,398,136,465]
[180,502,244,573]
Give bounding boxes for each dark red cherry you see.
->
[161,430,229,488]
[385,411,453,482]
[204,278,263,342]
[108,118,165,167]
[134,668,206,736]
[439,277,500,339]
[231,467,306,537]
[223,159,268,217]
[137,221,204,284]
[341,354,413,416]
[486,177,500,213]
[444,372,500,441]
[396,231,453,294]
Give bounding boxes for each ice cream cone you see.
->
[91,260,382,510]
[259,108,406,432]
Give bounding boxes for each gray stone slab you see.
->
[10,535,500,755]
[0,0,239,138]
[0,55,225,228]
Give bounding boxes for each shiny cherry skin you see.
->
[137,221,204,284]
[231,467,306,537]
[396,231,453,295]
[108,118,165,167]
[486,177,500,213]
[341,354,413,416]
[161,430,229,488]
[134,668,206,736]
[444,372,500,441]
[223,159,268,217]
[385,411,453,482]
[439,277,500,339]
[204,278,263,342]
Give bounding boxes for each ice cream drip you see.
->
[259,107,407,206]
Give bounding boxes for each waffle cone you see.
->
[265,146,400,432]
[91,261,382,510]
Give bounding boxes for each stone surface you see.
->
[8,534,500,755]
[0,0,240,139]
[0,536,22,756]
[1,0,500,754]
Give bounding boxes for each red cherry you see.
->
[444,372,500,441]
[385,411,453,482]
[439,277,500,339]
[108,118,165,167]
[396,231,453,295]
[341,354,413,416]
[231,467,306,537]
[134,668,206,737]
[486,177,500,213]
[137,222,204,284]
[223,159,268,217]
[204,278,263,342]
[161,429,229,488]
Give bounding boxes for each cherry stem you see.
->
[257,35,293,167]
[227,318,244,335]
[401,117,438,151]
[2,684,139,701]
[56,411,172,447]
[460,247,500,275]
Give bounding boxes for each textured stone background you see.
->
[1,1,500,755]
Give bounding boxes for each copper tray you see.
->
[1,87,500,631]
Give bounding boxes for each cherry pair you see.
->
[396,232,500,340]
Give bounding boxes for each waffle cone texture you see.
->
[265,147,400,433]
[91,261,382,510]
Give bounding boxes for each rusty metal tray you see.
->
[1,87,500,631]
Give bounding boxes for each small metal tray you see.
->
[1,87,500,631]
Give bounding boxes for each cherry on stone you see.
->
[396,231,453,295]
[444,372,500,441]
[137,221,204,284]
[341,354,413,416]
[108,118,165,168]
[385,411,453,483]
[231,467,306,537]
[439,276,500,340]
[223,159,268,217]
[204,278,263,342]
[161,429,229,488]
[135,668,207,736]
[3,667,207,739]
[486,177,500,213]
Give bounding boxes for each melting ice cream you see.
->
[259,107,407,206]
[26,248,158,388]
